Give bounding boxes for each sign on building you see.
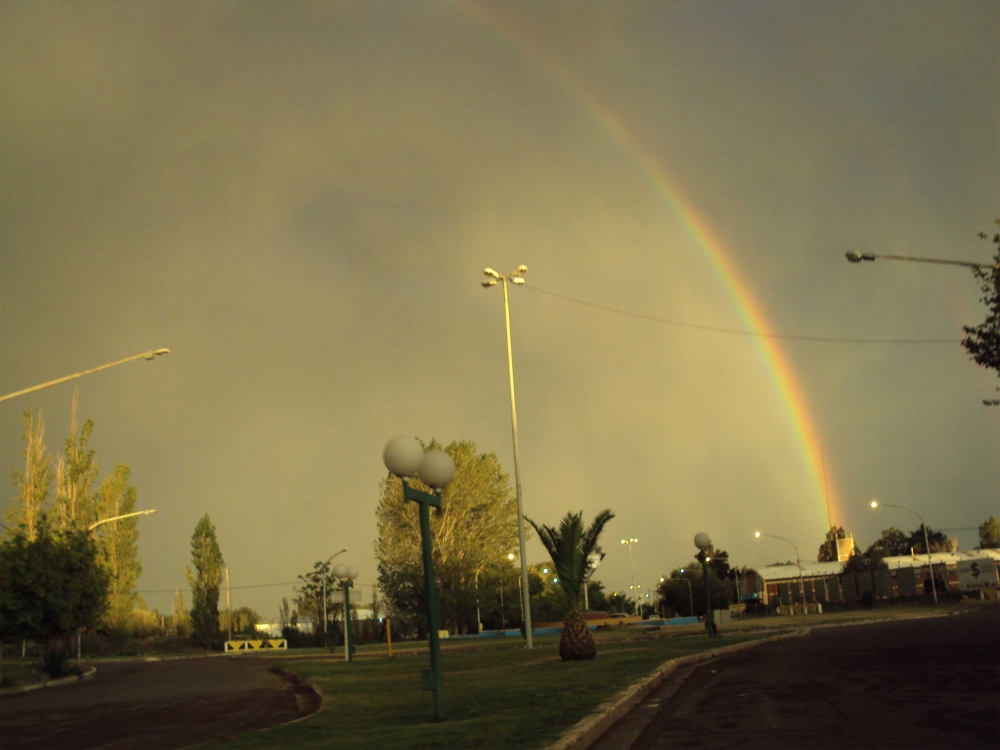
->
[957,559,999,591]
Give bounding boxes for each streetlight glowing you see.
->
[508,553,515,561]
[754,531,761,538]
[870,500,878,508]
[552,577,558,583]
[542,567,548,574]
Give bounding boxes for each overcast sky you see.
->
[2,1,997,619]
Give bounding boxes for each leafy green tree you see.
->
[585,579,608,612]
[526,509,615,661]
[865,527,910,558]
[6,410,53,542]
[94,464,141,631]
[843,550,887,574]
[656,566,729,617]
[906,525,950,554]
[375,440,519,635]
[54,391,98,532]
[961,222,1000,375]
[186,514,224,648]
[0,524,109,647]
[818,526,847,562]
[607,591,634,615]
[172,587,191,637]
[293,559,338,637]
[978,516,1000,549]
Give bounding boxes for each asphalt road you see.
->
[0,655,318,749]
[594,606,1000,750]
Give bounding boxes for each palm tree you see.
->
[526,509,614,661]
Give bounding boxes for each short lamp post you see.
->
[383,436,456,722]
[331,563,359,661]
[871,500,938,606]
[694,533,717,636]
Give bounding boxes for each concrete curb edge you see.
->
[545,629,810,750]
[0,665,97,696]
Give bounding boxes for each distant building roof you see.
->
[751,549,1000,582]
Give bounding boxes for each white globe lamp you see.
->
[694,532,711,550]
[418,450,456,489]
[347,565,360,581]
[333,563,348,579]
[383,436,425,477]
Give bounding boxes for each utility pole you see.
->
[225,569,232,642]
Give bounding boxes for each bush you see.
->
[860,591,875,609]
[41,646,69,678]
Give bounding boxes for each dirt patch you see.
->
[1,657,321,749]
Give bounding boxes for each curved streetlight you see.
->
[383,436,456,722]
[88,509,156,532]
[331,562,359,661]
[673,571,695,618]
[870,500,938,605]
[754,531,807,611]
[480,263,534,649]
[321,548,348,638]
[845,251,993,270]
[620,538,639,615]
[1,349,170,403]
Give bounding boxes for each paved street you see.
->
[594,605,1000,750]
[0,655,318,749]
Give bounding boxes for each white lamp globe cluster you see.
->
[333,564,359,580]
[383,436,456,489]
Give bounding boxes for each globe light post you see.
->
[621,537,639,614]
[383,436,456,722]
[694,533,717,636]
[754,531,807,611]
[481,264,534,648]
[331,563,359,661]
[675,570,695,618]
[0,349,170,403]
[321,548,348,638]
[870,500,938,606]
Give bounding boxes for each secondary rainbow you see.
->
[460,1,839,530]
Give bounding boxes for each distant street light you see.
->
[620,537,639,614]
[321,548,348,639]
[0,349,170,403]
[845,251,994,270]
[481,264,534,649]
[383,436,456,722]
[870,500,938,606]
[694,534,717,636]
[754,531,807,612]
[88,509,156,532]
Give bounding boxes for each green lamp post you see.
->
[332,563,359,661]
[383,436,456,722]
[694,532,718,637]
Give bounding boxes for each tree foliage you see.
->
[961,222,1000,375]
[294,559,339,633]
[6,410,53,542]
[526,510,614,611]
[0,523,109,644]
[186,514,224,648]
[95,464,142,630]
[375,440,519,634]
[54,390,99,533]
[978,516,1000,549]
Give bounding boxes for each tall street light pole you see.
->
[0,349,170,403]
[693,533,718,636]
[481,264,533,649]
[321,548,348,639]
[845,251,995,270]
[621,537,639,614]
[870,500,938,605]
[88,509,156,532]
[985,400,1000,502]
[676,571,695,618]
[755,531,807,611]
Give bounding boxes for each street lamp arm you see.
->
[89,509,156,532]
[845,251,994,270]
[1,349,170,403]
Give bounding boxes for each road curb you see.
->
[0,665,96,696]
[545,629,810,750]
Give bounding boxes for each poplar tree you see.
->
[6,410,53,541]
[95,464,142,630]
[55,390,98,532]
[186,514,224,648]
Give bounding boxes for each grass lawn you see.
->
[194,630,766,750]
[0,658,48,689]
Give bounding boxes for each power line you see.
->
[525,286,959,345]
[136,580,378,594]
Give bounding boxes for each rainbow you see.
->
[459,2,839,531]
